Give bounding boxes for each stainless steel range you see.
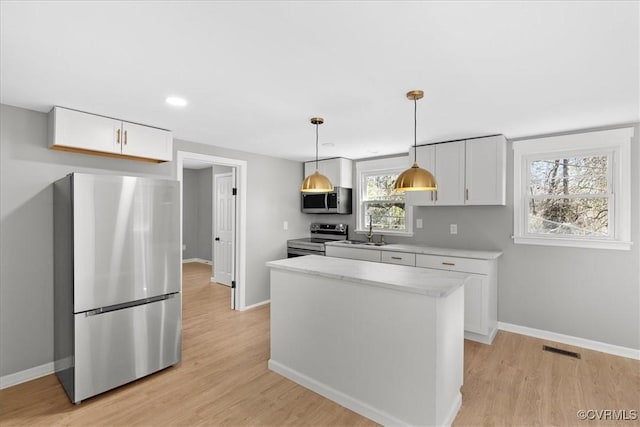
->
[287,223,348,257]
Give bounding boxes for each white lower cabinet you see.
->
[326,243,499,344]
[381,251,416,266]
[325,246,381,262]
[461,274,485,335]
[416,254,497,344]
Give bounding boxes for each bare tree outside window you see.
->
[363,173,406,231]
[528,154,609,237]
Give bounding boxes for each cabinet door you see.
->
[304,160,336,187]
[464,274,486,334]
[52,107,120,154]
[433,141,465,205]
[304,158,352,188]
[325,246,381,262]
[121,122,173,161]
[336,158,353,188]
[404,145,436,206]
[465,135,506,205]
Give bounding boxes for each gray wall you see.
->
[410,128,639,350]
[0,104,311,378]
[182,165,232,262]
[183,169,200,260]
[324,126,640,350]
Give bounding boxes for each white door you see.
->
[213,173,235,290]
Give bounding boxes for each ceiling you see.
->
[1,1,638,162]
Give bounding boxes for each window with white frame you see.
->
[356,156,413,236]
[513,127,633,250]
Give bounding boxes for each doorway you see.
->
[177,151,247,310]
[213,172,234,287]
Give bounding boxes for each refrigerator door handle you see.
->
[84,293,178,317]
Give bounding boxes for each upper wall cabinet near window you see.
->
[405,141,466,206]
[48,107,173,162]
[465,135,507,205]
[406,135,507,206]
[304,157,353,188]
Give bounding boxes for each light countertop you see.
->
[266,255,469,297]
[324,240,503,260]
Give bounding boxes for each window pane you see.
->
[528,197,609,236]
[364,202,406,231]
[529,155,608,196]
[365,174,402,201]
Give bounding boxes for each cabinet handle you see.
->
[116,128,121,144]
[124,130,128,145]
[442,262,455,266]
[465,188,469,200]
[430,192,433,201]
[434,190,438,202]
[391,256,402,260]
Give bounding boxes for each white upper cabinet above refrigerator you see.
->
[49,107,173,162]
[119,120,173,161]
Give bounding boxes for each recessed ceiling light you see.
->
[165,97,187,107]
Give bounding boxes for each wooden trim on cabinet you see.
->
[50,145,167,163]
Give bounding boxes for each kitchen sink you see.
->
[341,240,385,246]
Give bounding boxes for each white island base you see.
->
[267,255,467,427]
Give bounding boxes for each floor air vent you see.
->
[542,345,581,359]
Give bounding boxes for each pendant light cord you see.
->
[413,97,418,163]
[315,123,319,170]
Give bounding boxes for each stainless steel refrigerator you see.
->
[54,173,181,403]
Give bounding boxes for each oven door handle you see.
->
[287,248,324,257]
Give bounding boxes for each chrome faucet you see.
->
[367,215,374,243]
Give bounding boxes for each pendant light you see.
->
[301,117,334,193]
[393,90,437,192]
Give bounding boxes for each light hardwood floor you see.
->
[1,262,638,426]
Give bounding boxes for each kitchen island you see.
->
[266,255,469,427]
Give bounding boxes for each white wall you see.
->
[0,104,311,378]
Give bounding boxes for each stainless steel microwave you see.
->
[301,187,352,214]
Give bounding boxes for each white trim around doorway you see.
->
[176,151,248,311]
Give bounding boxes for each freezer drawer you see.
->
[73,294,181,403]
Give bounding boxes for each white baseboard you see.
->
[241,299,270,311]
[464,326,498,345]
[268,359,406,426]
[498,322,640,360]
[210,277,231,286]
[182,258,212,265]
[0,362,54,390]
[442,392,462,427]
